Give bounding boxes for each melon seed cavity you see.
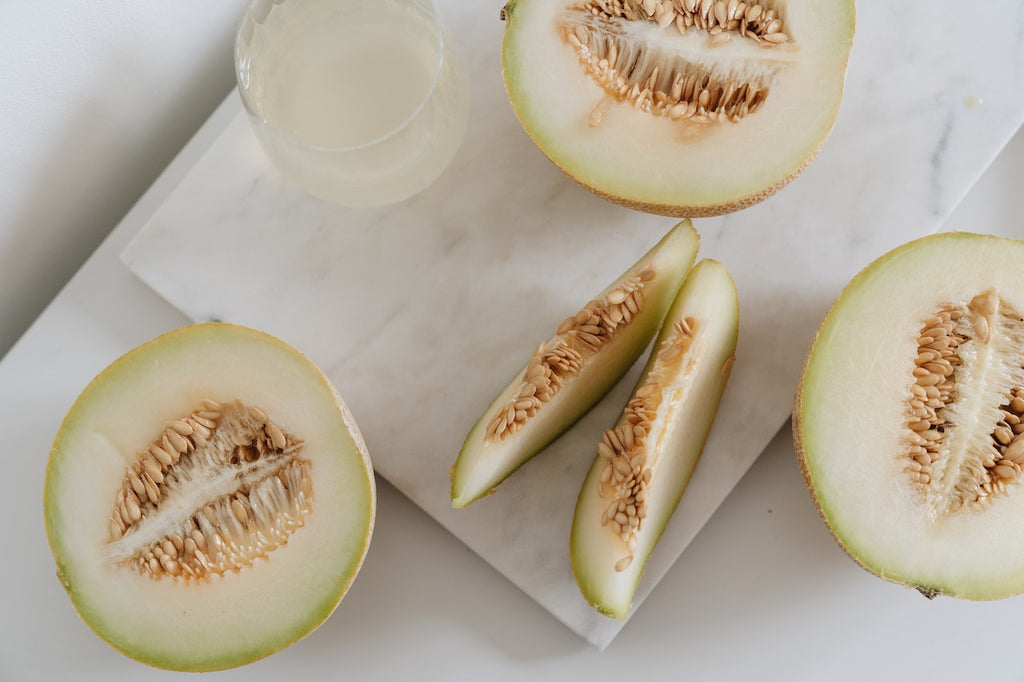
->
[598,316,699,571]
[904,290,1024,517]
[561,0,790,128]
[485,267,657,442]
[104,399,313,580]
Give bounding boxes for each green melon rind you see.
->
[794,231,1024,601]
[44,323,376,671]
[571,259,739,618]
[451,220,701,508]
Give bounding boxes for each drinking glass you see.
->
[235,0,470,207]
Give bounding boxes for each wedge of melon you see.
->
[796,232,1024,600]
[501,0,855,216]
[451,220,700,508]
[44,323,375,671]
[571,258,738,618]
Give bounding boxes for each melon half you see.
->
[501,0,855,216]
[795,232,1024,599]
[44,323,375,671]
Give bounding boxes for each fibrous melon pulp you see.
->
[44,323,375,671]
[796,232,1024,600]
[501,0,855,216]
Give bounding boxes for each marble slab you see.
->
[121,0,1024,649]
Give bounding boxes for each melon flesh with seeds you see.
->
[44,323,375,671]
[451,220,700,508]
[571,258,738,618]
[795,232,1024,600]
[501,0,855,216]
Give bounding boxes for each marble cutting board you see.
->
[121,0,1024,649]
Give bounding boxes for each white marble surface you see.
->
[121,0,1024,648]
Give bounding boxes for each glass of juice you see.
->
[235,0,470,207]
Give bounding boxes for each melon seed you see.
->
[903,294,1024,514]
[485,268,656,442]
[597,316,699,564]
[104,400,311,582]
[561,0,787,128]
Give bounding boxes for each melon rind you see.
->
[451,220,700,508]
[501,0,856,216]
[571,259,738,618]
[795,232,1024,600]
[44,323,376,671]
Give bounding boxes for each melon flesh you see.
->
[571,259,738,618]
[44,323,375,671]
[796,232,1024,599]
[502,0,855,215]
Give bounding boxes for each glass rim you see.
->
[234,0,448,153]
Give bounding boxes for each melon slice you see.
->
[795,232,1024,600]
[44,323,375,671]
[569,256,737,614]
[501,0,855,216]
[571,258,738,617]
[451,219,700,508]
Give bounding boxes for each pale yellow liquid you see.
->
[237,0,469,206]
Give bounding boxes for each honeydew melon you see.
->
[795,232,1024,600]
[571,258,738,617]
[44,323,375,671]
[451,219,700,508]
[501,0,855,216]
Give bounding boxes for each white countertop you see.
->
[3,2,1024,680]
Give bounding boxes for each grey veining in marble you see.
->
[122,0,1024,648]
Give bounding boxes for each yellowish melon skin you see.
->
[44,323,376,671]
[500,0,855,217]
[794,232,1024,601]
[580,156,817,218]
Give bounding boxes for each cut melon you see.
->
[44,323,375,671]
[795,232,1024,600]
[451,220,700,508]
[571,258,738,617]
[501,0,855,216]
